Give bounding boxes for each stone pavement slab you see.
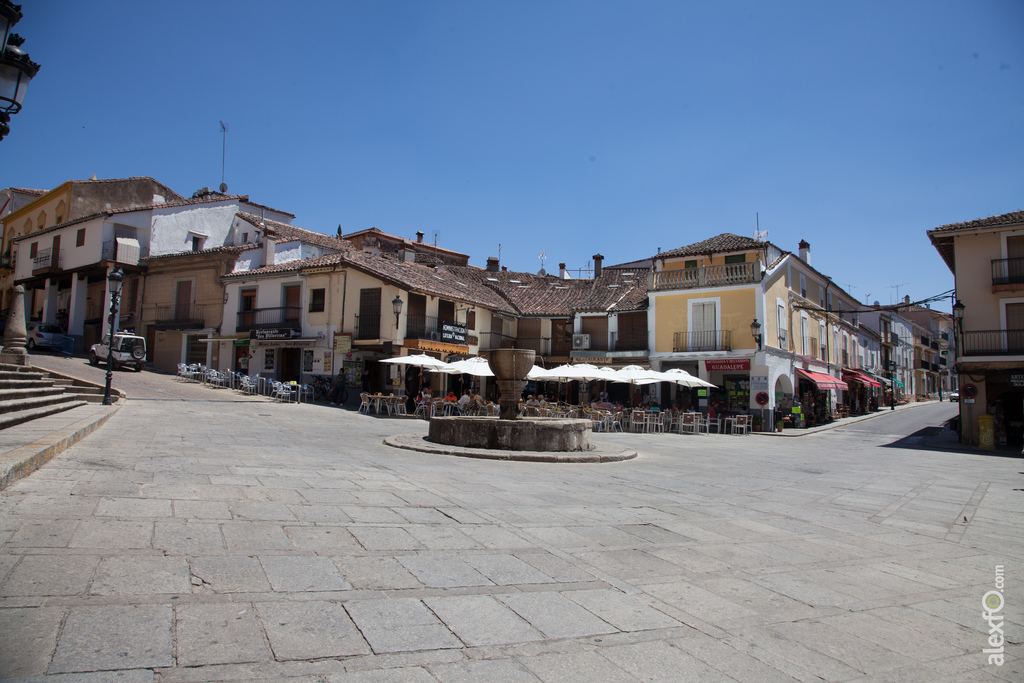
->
[48,604,173,673]
[1,394,1021,681]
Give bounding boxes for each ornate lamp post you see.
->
[750,319,762,351]
[0,1,41,141]
[392,295,403,329]
[887,359,897,411]
[101,268,124,405]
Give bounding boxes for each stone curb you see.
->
[755,400,941,437]
[383,433,638,463]
[0,403,121,490]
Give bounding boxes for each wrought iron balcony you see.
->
[673,329,731,352]
[961,329,1024,356]
[154,303,205,330]
[354,313,382,340]
[237,306,302,332]
[611,332,649,352]
[479,331,515,350]
[992,257,1024,286]
[652,261,760,291]
[31,248,62,273]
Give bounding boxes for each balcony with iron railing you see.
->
[673,329,731,352]
[515,337,551,356]
[237,306,302,333]
[961,329,1024,356]
[652,261,760,291]
[479,331,516,350]
[611,331,649,353]
[354,313,385,340]
[32,248,63,273]
[992,257,1024,286]
[154,303,206,330]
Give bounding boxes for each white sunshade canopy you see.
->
[379,353,449,370]
[437,356,494,377]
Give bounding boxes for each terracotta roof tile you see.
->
[235,212,350,253]
[658,233,767,259]
[928,210,1024,234]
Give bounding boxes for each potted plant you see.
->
[775,419,784,432]
[752,416,763,432]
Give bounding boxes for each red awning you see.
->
[842,370,881,389]
[796,368,848,391]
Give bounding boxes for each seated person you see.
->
[525,394,541,407]
[538,395,548,406]
[458,392,471,410]
[445,390,458,403]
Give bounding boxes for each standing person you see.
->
[361,367,371,394]
[330,367,347,406]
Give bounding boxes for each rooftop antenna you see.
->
[889,282,910,305]
[753,212,769,241]
[498,243,502,261]
[219,121,228,193]
[538,250,546,269]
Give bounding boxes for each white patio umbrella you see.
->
[526,365,556,381]
[437,356,494,377]
[378,353,449,370]
[659,367,716,388]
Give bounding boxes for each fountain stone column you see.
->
[488,348,535,420]
[0,285,30,366]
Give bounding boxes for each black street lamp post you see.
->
[750,319,762,351]
[888,359,897,411]
[101,268,124,406]
[0,1,41,141]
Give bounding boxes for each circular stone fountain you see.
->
[427,349,594,453]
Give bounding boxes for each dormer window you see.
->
[192,236,204,251]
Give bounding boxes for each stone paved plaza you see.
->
[0,395,1021,681]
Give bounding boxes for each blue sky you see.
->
[5,1,1023,312]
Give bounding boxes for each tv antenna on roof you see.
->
[219,121,228,193]
[538,250,546,269]
[889,282,910,304]
[753,212,769,241]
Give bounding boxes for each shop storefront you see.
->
[248,328,320,383]
[795,368,848,426]
[841,369,882,414]
[705,358,752,414]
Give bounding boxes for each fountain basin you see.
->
[428,417,593,452]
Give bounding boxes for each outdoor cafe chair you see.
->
[679,412,698,435]
[731,414,752,435]
[358,393,372,414]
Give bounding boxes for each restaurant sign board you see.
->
[250,328,296,341]
[441,322,467,345]
[705,359,750,372]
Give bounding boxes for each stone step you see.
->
[0,387,66,402]
[0,378,56,390]
[0,393,81,416]
[0,370,48,381]
[0,400,90,431]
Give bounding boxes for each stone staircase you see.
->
[0,363,106,430]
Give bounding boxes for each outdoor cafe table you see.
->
[367,394,403,415]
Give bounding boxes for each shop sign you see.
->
[1010,374,1024,388]
[750,375,769,391]
[251,328,295,341]
[334,333,352,354]
[232,338,250,346]
[574,357,613,364]
[706,359,750,372]
[441,322,467,345]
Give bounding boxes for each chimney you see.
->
[798,240,811,265]
[593,254,604,278]
[904,295,910,305]
[263,237,276,267]
[501,266,507,272]
[559,262,567,279]
[486,256,499,273]
[416,231,425,243]
[399,248,415,263]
